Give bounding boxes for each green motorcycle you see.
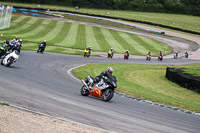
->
[0,43,8,58]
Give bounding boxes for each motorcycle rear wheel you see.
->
[80,85,89,96]
[1,60,3,65]
[102,89,114,102]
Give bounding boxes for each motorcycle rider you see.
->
[158,51,163,57]
[146,51,151,60]
[125,50,129,56]
[39,40,46,51]
[185,51,188,58]
[108,48,113,57]
[8,40,16,53]
[147,51,151,56]
[89,67,115,90]
[86,46,92,54]
[16,39,23,53]
[13,36,19,43]
[41,40,46,47]
[174,51,178,58]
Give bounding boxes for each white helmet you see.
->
[44,40,46,42]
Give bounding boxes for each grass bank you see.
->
[0,14,171,56]
[0,102,9,106]
[182,68,200,77]
[1,2,200,33]
[73,63,200,112]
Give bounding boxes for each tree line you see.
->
[3,0,200,16]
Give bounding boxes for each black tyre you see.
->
[84,53,86,57]
[102,89,114,102]
[1,60,3,65]
[80,85,89,96]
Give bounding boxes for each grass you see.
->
[21,42,99,56]
[182,68,200,77]
[0,102,9,106]
[0,14,171,56]
[73,63,200,112]
[1,1,200,33]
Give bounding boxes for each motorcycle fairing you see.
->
[89,85,102,98]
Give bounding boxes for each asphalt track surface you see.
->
[0,51,200,133]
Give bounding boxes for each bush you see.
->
[166,67,200,93]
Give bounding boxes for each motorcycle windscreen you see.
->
[89,86,102,98]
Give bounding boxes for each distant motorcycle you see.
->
[1,50,19,67]
[81,76,117,102]
[185,52,188,58]
[124,53,129,60]
[146,54,151,61]
[84,49,90,57]
[108,51,113,58]
[37,43,45,53]
[158,55,163,61]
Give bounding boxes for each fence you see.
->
[166,67,200,93]
[0,5,12,30]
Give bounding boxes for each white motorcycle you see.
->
[1,50,19,67]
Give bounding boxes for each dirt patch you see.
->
[0,105,111,133]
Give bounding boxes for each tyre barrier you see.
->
[166,67,200,93]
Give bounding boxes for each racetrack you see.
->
[1,10,200,132]
[0,51,200,133]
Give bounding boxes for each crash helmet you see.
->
[6,39,9,45]
[126,49,129,52]
[44,40,46,42]
[110,48,113,51]
[107,67,113,75]
[15,36,18,40]
[19,39,22,43]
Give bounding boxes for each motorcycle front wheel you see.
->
[102,89,114,102]
[80,85,89,96]
[6,57,14,67]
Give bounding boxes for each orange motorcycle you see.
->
[81,76,117,102]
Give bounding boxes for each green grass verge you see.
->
[0,102,9,106]
[1,1,200,33]
[72,63,200,112]
[0,14,171,56]
[182,68,200,77]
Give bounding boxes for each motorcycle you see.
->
[15,42,22,53]
[146,54,151,61]
[0,43,8,58]
[174,53,178,59]
[124,53,129,60]
[1,50,19,67]
[37,43,45,53]
[158,55,163,61]
[108,51,113,58]
[185,53,188,58]
[84,49,90,57]
[81,76,117,102]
